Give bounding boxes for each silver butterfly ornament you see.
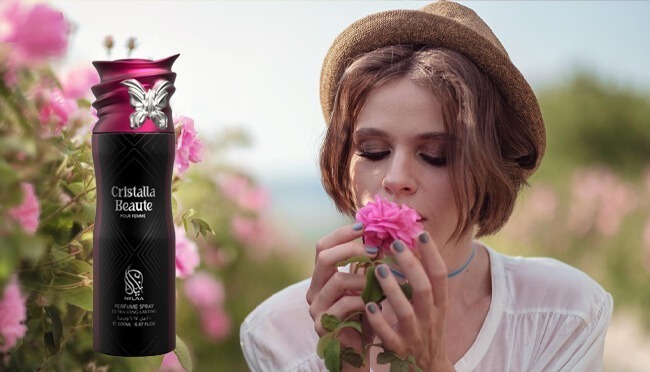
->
[120,78,171,129]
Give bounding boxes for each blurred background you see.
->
[0,0,649,371]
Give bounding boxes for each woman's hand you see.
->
[364,231,455,371]
[306,223,375,365]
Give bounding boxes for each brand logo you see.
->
[124,265,144,300]
[112,185,155,212]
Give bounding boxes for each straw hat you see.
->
[320,0,545,172]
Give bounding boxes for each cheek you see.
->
[349,157,383,208]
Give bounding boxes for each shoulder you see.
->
[493,249,612,324]
[487,249,613,370]
[240,278,323,372]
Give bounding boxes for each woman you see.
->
[241,1,612,371]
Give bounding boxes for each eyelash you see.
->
[357,151,447,167]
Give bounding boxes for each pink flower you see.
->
[184,272,225,309]
[174,116,203,174]
[356,195,423,252]
[8,182,40,234]
[159,351,184,372]
[200,307,231,341]
[0,275,27,353]
[0,0,70,66]
[175,226,200,279]
[218,174,269,212]
[61,67,99,99]
[230,215,275,248]
[36,87,77,137]
[568,167,635,237]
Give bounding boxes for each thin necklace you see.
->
[389,242,476,280]
[447,243,476,279]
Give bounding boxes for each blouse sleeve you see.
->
[530,292,613,372]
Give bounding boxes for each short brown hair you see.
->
[319,44,538,241]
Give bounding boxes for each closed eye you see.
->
[357,151,390,160]
[421,154,447,166]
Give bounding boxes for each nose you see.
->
[382,150,417,196]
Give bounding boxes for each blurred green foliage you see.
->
[489,71,650,332]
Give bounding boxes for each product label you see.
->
[92,133,175,356]
[112,186,156,215]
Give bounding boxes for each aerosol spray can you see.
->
[91,55,178,356]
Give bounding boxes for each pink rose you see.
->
[159,351,184,372]
[356,195,423,253]
[200,306,231,341]
[36,87,78,137]
[184,272,225,309]
[61,67,100,99]
[8,182,40,234]
[0,275,27,353]
[218,174,269,212]
[174,116,203,174]
[0,0,70,66]
[175,226,200,279]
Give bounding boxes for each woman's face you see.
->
[349,77,460,251]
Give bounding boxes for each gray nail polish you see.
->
[393,240,405,253]
[352,222,363,231]
[367,303,377,314]
[418,232,429,244]
[377,265,389,279]
[364,246,378,255]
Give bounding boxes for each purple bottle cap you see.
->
[91,54,179,133]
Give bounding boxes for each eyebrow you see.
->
[352,127,450,142]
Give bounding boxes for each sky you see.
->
[52,0,650,185]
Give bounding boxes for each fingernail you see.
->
[377,265,389,279]
[392,240,405,253]
[367,303,377,314]
[352,222,363,231]
[364,246,378,255]
[418,232,429,244]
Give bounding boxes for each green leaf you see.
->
[335,255,372,267]
[321,313,341,332]
[323,335,341,372]
[172,196,178,216]
[190,218,214,240]
[377,351,397,364]
[400,282,413,302]
[389,359,410,372]
[362,264,384,304]
[341,347,365,368]
[62,181,85,196]
[59,286,93,311]
[335,320,362,335]
[174,335,193,372]
[317,332,334,359]
[44,307,63,349]
[77,98,92,108]
[44,331,57,354]
[405,355,423,371]
[65,259,92,275]
[142,354,165,369]
[375,256,398,266]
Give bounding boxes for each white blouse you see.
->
[240,245,613,371]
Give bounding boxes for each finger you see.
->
[389,240,434,319]
[374,264,416,332]
[314,222,364,264]
[308,236,371,303]
[416,231,448,309]
[313,296,366,336]
[309,272,366,317]
[365,302,404,355]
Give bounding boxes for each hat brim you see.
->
[320,9,545,173]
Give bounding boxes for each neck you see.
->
[440,238,490,309]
